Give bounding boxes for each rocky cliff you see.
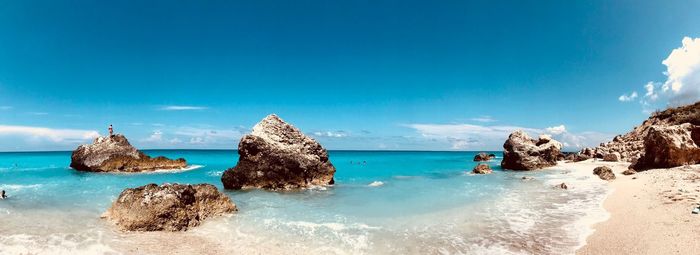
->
[584,101,700,162]
[70,134,187,172]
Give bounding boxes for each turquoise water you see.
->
[0,150,609,255]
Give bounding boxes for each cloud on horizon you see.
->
[0,125,99,143]
[405,123,611,151]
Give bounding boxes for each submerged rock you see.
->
[501,131,562,170]
[103,183,236,231]
[630,123,700,171]
[70,134,187,172]
[593,166,616,181]
[472,164,493,174]
[221,114,336,190]
[473,152,496,162]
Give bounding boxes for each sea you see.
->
[0,150,610,255]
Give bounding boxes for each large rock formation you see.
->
[584,101,700,162]
[70,134,187,172]
[630,123,700,171]
[221,114,336,190]
[501,131,562,170]
[103,183,236,231]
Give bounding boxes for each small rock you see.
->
[622,168,637,175]
[472,164,493,174]
[473,152,496,162]
[521,176,535,180]
[557,183,568,189]
[593,166,616,181]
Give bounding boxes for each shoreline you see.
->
[567,160,700,255]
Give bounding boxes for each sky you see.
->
[0,0,699,151]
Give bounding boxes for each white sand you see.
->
[564,160,700,255]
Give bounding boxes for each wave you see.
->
[0,184,43,192]
[152,164,204,173]
[368,181,384,187]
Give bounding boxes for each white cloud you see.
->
[0,125,99,142]
[312,131,348,138]
[660,37,700,106]
[618,91,638,102]
[142,130,163,142]
[168,138,182,144]
[644,82,658,101]
[160,105,208,111]
[544,125,567,135]
[405,123,610,151]
[470,116,497,123]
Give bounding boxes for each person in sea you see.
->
[108,124,114,137]
[1,190,6,200]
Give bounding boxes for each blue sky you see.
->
[1,0,699,151]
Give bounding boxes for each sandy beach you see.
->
[566,160,700,255]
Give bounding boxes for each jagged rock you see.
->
[70,134,187,172]
[473,152,496,161]
[103,183,236,231]
[593,166,616,181]
[582,101,700,162]
[622,168,637,175]
[630,123,700,171]
[603,152,621,162]
[221,114,336,190]
[472,164,493,174]
[501,131,562,170]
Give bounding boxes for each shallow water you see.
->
[0,151,609,255]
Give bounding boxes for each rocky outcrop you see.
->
[583,101,700,162]
[221,114,336,190]
[630,123,700,171]
[103,183,236,231]
[603,152,621,162]
[473,152,496,162]
[71,134,187,172]
[593,166,616,181]
[501,131,562,170]
[472,164,493,174]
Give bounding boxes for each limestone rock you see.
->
[70,134,187,172]
[501,131,562,170]
[630,123,700,171]
[472,164,493,174]
[103,183,236,231]
[221,114,336,190]
[582,101,700,162]
[603,152,621,162]
[593,166,616,181]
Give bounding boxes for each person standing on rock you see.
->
[108,124,114,137]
